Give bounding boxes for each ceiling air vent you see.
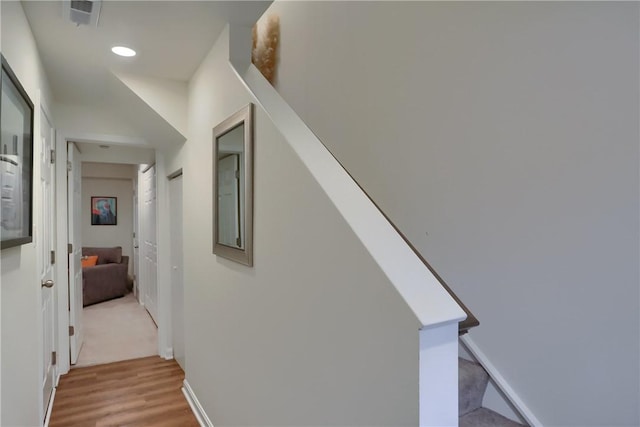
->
[63,0,102,27]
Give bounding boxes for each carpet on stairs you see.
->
[458,357,526,426]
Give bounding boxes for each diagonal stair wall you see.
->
[228,21,466,426]
[170,24,464,427]
[249,2,640,426]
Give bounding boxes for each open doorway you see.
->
[73,160,157,367]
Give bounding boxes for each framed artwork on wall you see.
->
[91,196,117,225]
[1,54,34,250]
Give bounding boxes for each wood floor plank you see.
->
[49,356,199,427]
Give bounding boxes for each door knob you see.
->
[41,279,54,288]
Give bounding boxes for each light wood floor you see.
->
[49,356,199,427]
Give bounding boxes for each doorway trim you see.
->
[154,150,173,359]
[54,132,71,376]
[168,168,184,369]
[54,135,171,374]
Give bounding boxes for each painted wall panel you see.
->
[170,27,421,426]
[115,73,188,137]
[55,103,141,139]
[0,2,55,425]
[81,176,134,275]
[82,162,135,180]
[267,2,640,425]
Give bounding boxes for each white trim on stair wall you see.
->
[182,380,214,427]
[460,335,542,427]
[43,387,56,427]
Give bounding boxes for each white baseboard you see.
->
[182,379,214,427]
[162,346,174,360]
[460,335,542,427]
[458,344,523,423]
[43,387,56,427]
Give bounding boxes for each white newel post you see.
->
[419,322,459,427]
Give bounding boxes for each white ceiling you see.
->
[22,1,231,105]
[21,1,270,150]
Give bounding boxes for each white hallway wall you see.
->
[0,1,56,425]
[55,103,141,141]
[0,1,2,417]
[267,2,639,426]
[81,162,135,275]
[165,26,422,426]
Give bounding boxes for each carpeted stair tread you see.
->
[459,407,525,427]
[459,357,489,416]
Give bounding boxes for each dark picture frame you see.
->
[1,55,34,250]
[91,197,117,226]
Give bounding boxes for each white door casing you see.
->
[68,143,83,364]
[169,173,185,369]
[54,132,70,376]
[133,179,139,298]
[142,165,158,323]
[39,106,56,420]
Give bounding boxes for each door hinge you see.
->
[51,250,56,265]
[69,326,75,336]
[236,237,241,247]
[235,170,240,179]
[50,149,56,164]
[67,161,72,172]
[68,243,73,254]
[52,351,57,365]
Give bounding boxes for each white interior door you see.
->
[169,173,185,369]
[68,143,83,364]
[39,108,56,419]
[218,154,240,247]
[142,165,158,323]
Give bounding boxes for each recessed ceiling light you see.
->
[99,145,110,149]
[111,46,136,57]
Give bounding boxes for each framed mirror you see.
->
[212,104,254,266]
[1,55,34,250]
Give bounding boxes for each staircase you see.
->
[459,358,526,427]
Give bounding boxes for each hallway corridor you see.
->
[76,294,158,367]
[49,356,197,426]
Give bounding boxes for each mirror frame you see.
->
[1,54,34,250]
[212,103,254,266]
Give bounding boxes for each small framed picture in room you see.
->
[91,197,117,225]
